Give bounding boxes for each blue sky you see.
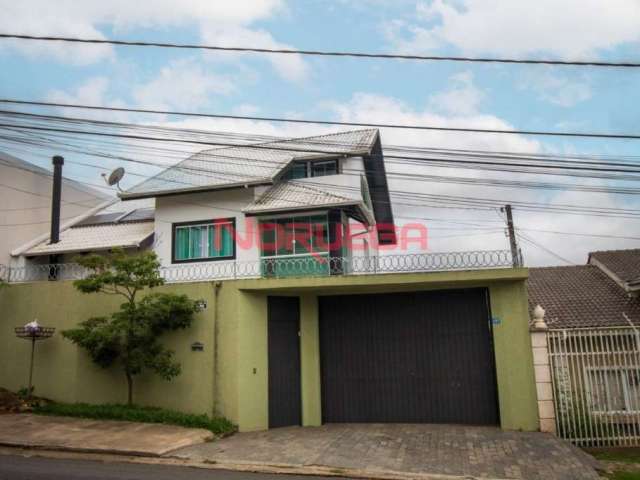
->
[1,0,640,265]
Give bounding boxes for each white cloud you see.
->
[323,92,539,154]
[46,77,131,122]
[386,0,640,58]
[199,25,309,82]
[427,71,485,115]
[519,70,592,107]
[0,0,308,81]
[132,58,236,110]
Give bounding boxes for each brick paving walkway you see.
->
[174,424,601,480]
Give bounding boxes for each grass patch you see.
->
[604,472,640,480]
[33,402,236,436]
[590,448,640,464]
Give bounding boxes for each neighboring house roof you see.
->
[588,249,640,290]
[120,129,379,199]
[0,151,111,201]
[23,221,154,256]
[527,265,640,329]
[20,201,155,257]
[243,180,375,225]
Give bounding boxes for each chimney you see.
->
[50,155,64,244]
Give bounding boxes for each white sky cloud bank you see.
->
[0,0,308,80]
[132,58,237,111]
[387,0,640,58]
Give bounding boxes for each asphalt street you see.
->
[0,454,338,480]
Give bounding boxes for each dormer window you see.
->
[282,159,339,180]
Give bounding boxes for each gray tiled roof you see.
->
[121,129,379,199]
[24,221,154,256]
[589,249,640,283]
[244,180,373,223]
[527,265,640,329]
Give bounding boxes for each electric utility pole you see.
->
[502,204,521,267]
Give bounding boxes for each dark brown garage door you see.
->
[319,288,499,425]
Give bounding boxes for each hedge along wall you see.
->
[0,280,221,416]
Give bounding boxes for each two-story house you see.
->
[2,129,539,433]
[119,129,395,277]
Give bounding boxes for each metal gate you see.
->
[548,327,640,447]
[319,289,499,425]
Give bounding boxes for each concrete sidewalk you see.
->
[0,414,213,456]
[174,424,602,480]
[0,415,603,480]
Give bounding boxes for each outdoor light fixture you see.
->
[191,342,204,352]
[14,320,55,399]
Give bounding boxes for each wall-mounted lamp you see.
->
[191,342,204,352]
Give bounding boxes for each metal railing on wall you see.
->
[1,250,513,284]
[548,327,640,447]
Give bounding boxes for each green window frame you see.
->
[172,218,235,263]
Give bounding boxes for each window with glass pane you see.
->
[259,215,328,257]
[311,160,338,177]
[260,221,277,256]
[283,162,308,180]
[310,215,329,252]
[173,220,234,262]
[282,160,338,180]
[293,220,312,254]
[587,368,640,413]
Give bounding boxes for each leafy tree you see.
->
[62,249,198,405]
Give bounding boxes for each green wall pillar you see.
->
[489,282,539,431]
[235,292,269,431]
[300,294,321,426]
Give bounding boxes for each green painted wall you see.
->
[235,291,269,431]
[0,268,538,433]
[234,268,538,432]
[489,282,539,431]
[300,294,321,427]
[0,280,217,415]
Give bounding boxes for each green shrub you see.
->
[33,402,236,436]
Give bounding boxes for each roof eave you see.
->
[243,200,362,216]
[24,232,154,257]
[119,179,272,200]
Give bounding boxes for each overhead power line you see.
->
[1,33,639,68]
[517,232,576,265]
[2,99,640,140]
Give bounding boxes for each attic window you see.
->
[282,159,338,180]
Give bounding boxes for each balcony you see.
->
[2,250,514,284]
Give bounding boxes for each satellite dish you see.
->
[102,167,126,190]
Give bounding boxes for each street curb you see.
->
[0,441,165,457]
[0,446,502,480]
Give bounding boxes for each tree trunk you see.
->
[125,371,133,406]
